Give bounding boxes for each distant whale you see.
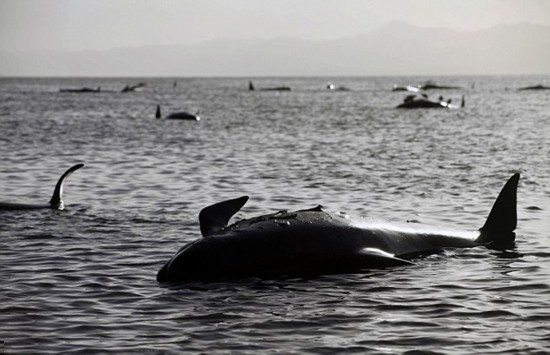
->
[392,85,420,92]
[397,95,465,109]
[417,81,462,90]
[517,84,550,91]
[0,164,84,211]
[157,173,519,283]
[326,82,350,91]
[121,82,146,93]
[248,80,291,92]
[155,105,200,121]
[59,87,101,93]
[392,81,461,92]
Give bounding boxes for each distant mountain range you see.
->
[1,21,549,76]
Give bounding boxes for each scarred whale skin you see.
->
[157,173,519,283]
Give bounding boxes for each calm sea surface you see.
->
[1,76,549,354]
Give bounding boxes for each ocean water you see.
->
[1,76,549,354]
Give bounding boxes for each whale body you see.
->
[248,80,291,91]
[517,84,550,91]
[0,164,84,211]
[59,87,101,93]
[155,105,200,121]
[397,95,465,109]
[157,173,519,283]
[392,85,420,92]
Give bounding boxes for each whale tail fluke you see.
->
[49,164,85,209]
[461,95,465,108]
[476,173,519,249]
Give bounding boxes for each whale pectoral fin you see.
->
[356,248,414,267]
[199,196,249,237]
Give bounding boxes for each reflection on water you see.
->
[1,76,549,353]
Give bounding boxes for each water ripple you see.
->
[1,76,550,354]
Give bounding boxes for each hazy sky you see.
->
[1,0,549,52]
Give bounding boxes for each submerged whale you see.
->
[417,81,462,90]
[59,87,101,93]
[248,80,291,92]
[392,85,420,92]
[517,84,550,91]
[155,105,200,121]
[157,173,519,283]
[0,164,84,211]
[397,95,465,109]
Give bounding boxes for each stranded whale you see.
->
[0,164,84,211]
[397,95,465,109]
[155,105,200,121]
[157,173,519,283]
[248,80,291,92]
[517,84,550,91]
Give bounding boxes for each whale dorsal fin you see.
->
[48,163,85,209]
[155,105,162,119]
[477,173,519,249]
[199,196,249,237]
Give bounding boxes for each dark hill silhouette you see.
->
[1,22,548,76]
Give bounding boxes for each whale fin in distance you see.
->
[48,163,85,209]
[155,105,162,119]
[476,173,519,249]
[199,196,249,237]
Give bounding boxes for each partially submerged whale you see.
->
[517,84,550,91]
[155,105,200,121]
[248,80,291,91]
[326,82,350,91]
[417,81,462,90]
[0,164,84,211]
[59,87,101,93]
[157,173,519,283]
[397,95,465,109]
[392,85,420,92]
[121,82,146,92]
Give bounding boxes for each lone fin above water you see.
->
[49,163,85,209]
[199,196,249,237]
[476,173,519,249]
[155,105,162,119]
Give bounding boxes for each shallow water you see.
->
[1,76,549,353]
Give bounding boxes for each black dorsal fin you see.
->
[199,196,249,237]
[477,173,519,248]
[48,163,85,209]
[155,105,162,119]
